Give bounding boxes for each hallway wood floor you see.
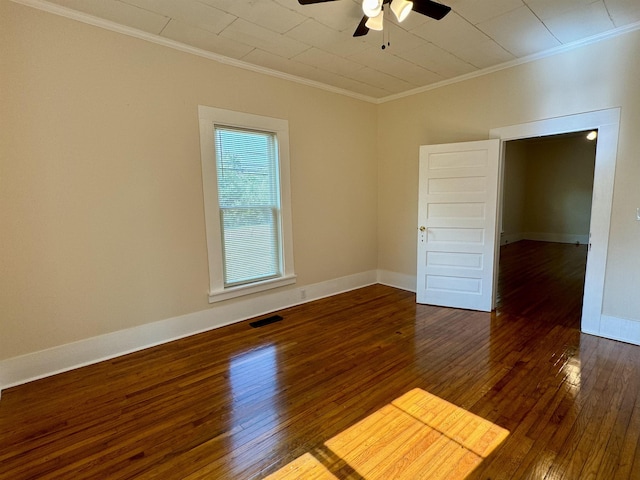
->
[1,240,639,479]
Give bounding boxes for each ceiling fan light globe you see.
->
[362,0,383,18]
[365,10,384,30]
[391,0,413,22]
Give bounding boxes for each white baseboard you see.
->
[377,270,417,293]
[583,315,640,346]
[525,232,589,244]
[0,270,378,393]
[3,270,635,399]
[500,233,524,245]
[501,232,589,245]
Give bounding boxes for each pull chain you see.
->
[381,14,391,50]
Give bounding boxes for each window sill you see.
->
[208,274,297,303]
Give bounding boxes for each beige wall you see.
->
[502,141,527,241]
[0,1,378,360]
[502,135,596,242]
[523,135,596,238]
[378,29,640,321]
[2,1,639,362]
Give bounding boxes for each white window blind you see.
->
[214,125,282,287]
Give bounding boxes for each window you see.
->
[215,126,281,287]
[199,106,295,302]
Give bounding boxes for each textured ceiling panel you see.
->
[38,0,640,99]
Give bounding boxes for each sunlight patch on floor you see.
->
[264,388,509,479]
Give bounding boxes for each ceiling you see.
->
[35,0,640,100]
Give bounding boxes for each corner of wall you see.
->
[377,270,417,292]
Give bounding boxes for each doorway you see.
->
[497,131,597,324]
[490,108,620,336]
[417,109,620,338]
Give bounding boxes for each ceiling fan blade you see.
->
[353,16,370,37]
[412,0,451,20]
[298,0,339,4]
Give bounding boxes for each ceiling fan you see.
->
[298,0,451,37]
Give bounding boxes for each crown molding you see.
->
[9,0,378,104]
[9,1,640,106]
[377,20,640,104]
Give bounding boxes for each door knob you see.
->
[419,226,426,232]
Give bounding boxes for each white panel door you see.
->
[417,140,500,311]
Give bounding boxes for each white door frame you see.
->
[490,108,621,334]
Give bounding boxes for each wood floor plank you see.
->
[1,241,639,479]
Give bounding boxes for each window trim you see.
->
[198,106,296,303]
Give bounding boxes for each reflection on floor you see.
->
[497,240,588,324]
[1,241,639,479]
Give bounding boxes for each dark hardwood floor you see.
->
[1,240,639,479]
